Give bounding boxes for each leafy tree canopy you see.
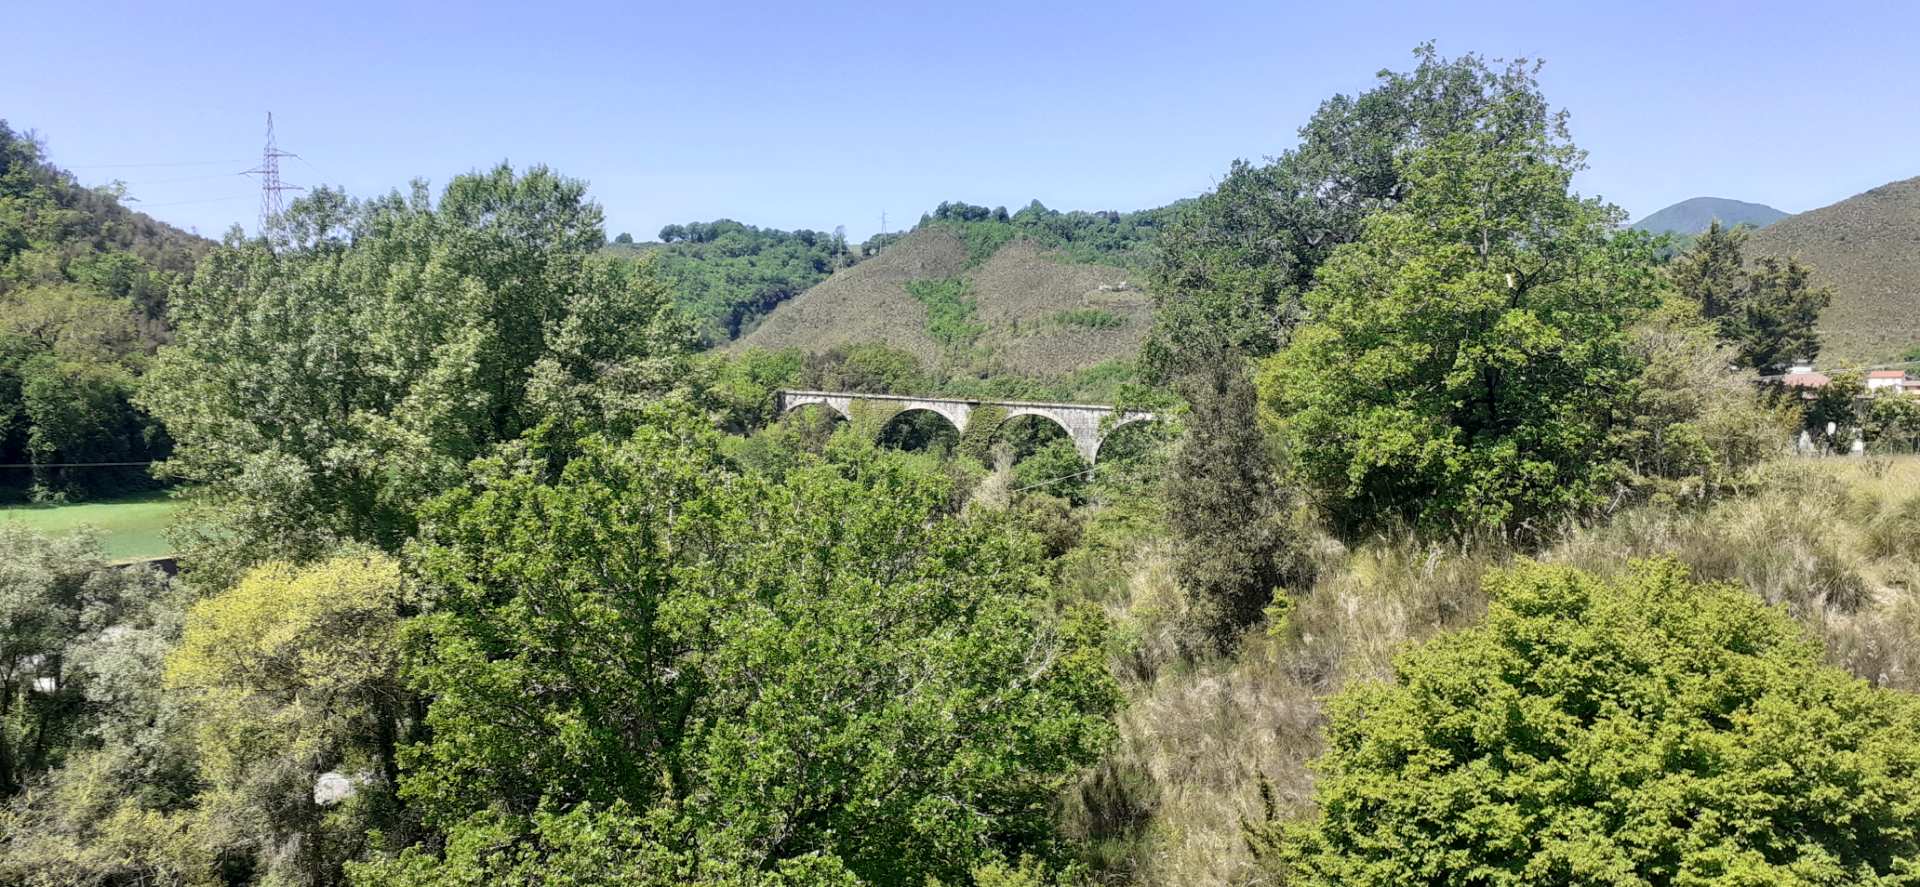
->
[1258,91,1661,536]
[1254,559,1920,886]
[363,407,1117,885]
[0,122,201,499]
[623,219,854,345]
[166,552,413,882]
[1148,45,1558,376]
[141,165,696,577]
[918,199,1174,268]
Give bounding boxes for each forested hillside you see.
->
[0,121,209,501]
[603,219,859,345]
[4,45,1920,887]
[1748,176,1920,364]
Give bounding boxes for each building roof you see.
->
[1868,370,1908,379]
[1780,371,1831,388]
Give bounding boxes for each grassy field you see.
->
[0,489,179,561]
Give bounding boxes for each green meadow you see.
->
[0,489,179,561]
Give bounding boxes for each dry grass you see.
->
[1073,455,1920,886]
[732,230,1150,378]
[1747,176,1920,365]
[731,227,970,363]
[1067,536,1497,886]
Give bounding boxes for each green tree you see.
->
[1166,360,1298,643]
[633,219,856,344]
[362,408,1116,886]
[1147,46,1558,378]
[0,121,197,500]
[0,525,169,797]
[1864,392,1920,452]
[1259,98,1660,537]
[1669,221,1832,372]
[0,528,203,884]
[1802,371,1866,452]
[140,167,695,577]
[1010,437,1092,506]
[1668,220,1747,322]
[1610,299,1788,504]
[1734,255,1831,372]
[1251,559,1920,885]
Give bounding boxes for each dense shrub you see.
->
[1251,559,1920,885]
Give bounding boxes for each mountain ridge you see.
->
[1632,196,1788,235]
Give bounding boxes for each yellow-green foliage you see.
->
[168,552,400,767]
[169,553,402,706]
[165,552,406,882]
[0,747,224,884]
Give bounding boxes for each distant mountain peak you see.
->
[1631,197,1788,236]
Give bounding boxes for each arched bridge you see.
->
[775,389,1156,462]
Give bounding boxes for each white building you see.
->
[1867,369,1910,392]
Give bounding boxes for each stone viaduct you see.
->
[774,389,1156,462]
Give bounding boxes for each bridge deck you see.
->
[776,388,1147,414]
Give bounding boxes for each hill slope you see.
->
[732,226,1152,377]
[1746,177,1920,364]
[1632,197,1787,235]
[602,220,858,346]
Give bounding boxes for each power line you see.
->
[127,194,254,208]
[0,461,155,469]
[1011,467,1096,494]
[116,172,250,187]
[66,158,248,169]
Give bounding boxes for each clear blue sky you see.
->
[8,0,1917,242]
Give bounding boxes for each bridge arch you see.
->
[1000,408,1075,441]
[1091,414,1163,464]
[780,399,848,423]
[875,407,964,454]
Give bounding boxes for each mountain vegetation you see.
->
[605,219,858,345]
[1747,176,1920,365]
[1630,195,1788,235]
[0,121,209,502]
[1248,558,1920,885]
[733,225,1154,389]
[5,45,1920,887]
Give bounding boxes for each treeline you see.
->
[1,167,1124,886]
[917,199,1174,267]
[0,122,207,501]
[613,219,859,344]
[615,199,1175,349]
[1126,46,1919,883]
